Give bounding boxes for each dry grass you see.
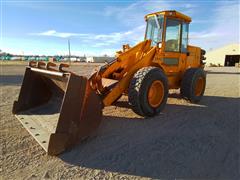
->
[0,60,28,65]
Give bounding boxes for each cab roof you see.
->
[145,10,192,23]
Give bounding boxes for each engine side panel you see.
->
[186,45,202,69]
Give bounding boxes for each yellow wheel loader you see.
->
[13,10,206,155]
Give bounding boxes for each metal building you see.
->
[205,44,240,66]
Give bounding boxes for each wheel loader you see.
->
[13,10,206,155]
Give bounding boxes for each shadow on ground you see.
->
[60,96,239,179]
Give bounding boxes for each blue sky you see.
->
[1,0,239,56]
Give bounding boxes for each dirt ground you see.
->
[0,63,239,179]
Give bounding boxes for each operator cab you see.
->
[145,10,191,53]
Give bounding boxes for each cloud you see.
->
[103,0,239,50]
[92,25,145,47]
[189,1,239,50]
[31,25,145,48]
[100,0,201,49]
[28,1,239,54]
[31,30,88,38]
[190,32,224,39]
[103,0,198,28]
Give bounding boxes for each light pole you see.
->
[68,39,71,64]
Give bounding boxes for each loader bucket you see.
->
[12,66,102,155]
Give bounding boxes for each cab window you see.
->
[145,15,164,46]
[181,23,189,53]
[165,19,181,52]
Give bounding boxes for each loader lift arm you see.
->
[89,40,157,106]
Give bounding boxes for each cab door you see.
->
[161,17,188,88]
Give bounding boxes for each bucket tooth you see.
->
[37,61,47,69]
[29,61,37,67]
[59,63,70,72]
[46,62,57,71]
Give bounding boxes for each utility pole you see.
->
[68,39,71,64]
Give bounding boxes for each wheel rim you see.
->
[148,80,164,108]
[194,77,204,96]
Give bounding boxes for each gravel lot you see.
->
[0,64,239,179]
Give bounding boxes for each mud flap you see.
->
[13,67,102,155]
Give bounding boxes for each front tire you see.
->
[128,67,168,117]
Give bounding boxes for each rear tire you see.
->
[128,67,168,117]
[180,68,206,103]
